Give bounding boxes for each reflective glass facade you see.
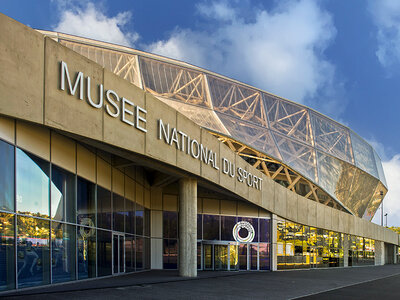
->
[0,137,151,291]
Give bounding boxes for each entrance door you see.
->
[239,244,248,270]
[203,243,239,271]
[204,244,213,270]
[113,233,125,274]
[214,245,228,270]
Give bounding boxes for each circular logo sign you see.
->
[232,221,255,243]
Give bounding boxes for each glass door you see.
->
[239,244,248,270]
[204,244,213,270]
[229,244,239,271]
[113,233,125,274]
[214,245,228,270]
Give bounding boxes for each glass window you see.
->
[97,186,111,230]
[51,165,76,223]
[285,222,295,269]
[163,211,178,239]
[163,239,178,269]
[125,198,135,234]
[0,140,14,212]
[113,193,124,232]
[220,216,236,241]
[77,177,96,227]
[277,219,286,270]
[0,213,15,291]
[259,243,270,270]
[97,230,112,277]
[136,204,144,236]
[16,149,50,218]
[51,222,76,283]
[203,215,219,240]
[259,219,271,243]
[136,236,143,270]
[144,209,150,238]
[197,214,202,240]
[77,225,96,280]
[293,224,304,269]
[17,216,50,288]
[125,235,135,273]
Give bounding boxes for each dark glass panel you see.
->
[0,213,15,291]
[113,193,124,232]
[97,230,112,277]
[259,243,270,270]
[77,225,96,279]
[17,216,50,288]
[125,198,135,234]
[163,211,178,239]
[220,216,236,241]
[136,236,143,270]
[250,244,258,270]
[144,237,150,270]
[238,217,259,243]
[259,218,271,243]
[16,149,50,218]
[197,214,202,240]
[125,235,135,273]
[197,242,201,270]
[0,140,14,212]
[163,239,178,269]
[51,165,75,222]
[113,235,118,274]
[239,244,247,270]
[203,215,219,240]
[97,186,111,230]
[77,177,96,226]
[51,222,76,283]
[136,204,144,236]
[144,209,150,238]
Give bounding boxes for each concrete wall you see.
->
[0,12,398,246]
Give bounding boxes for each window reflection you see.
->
[77,225,96,280]
[203,215,219,240]
[0,140,14,212]
[77,177,96,226]
[136,204,144,236]
[0,213,15,291]
[51,222,76,283]
[17,216,50,288]
[16,149,50,218]
[113,193,124,232]
[97,186,111,230]
[51,166,75,222]
[97,230,112,277]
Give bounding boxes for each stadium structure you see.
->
[0,13,399,294]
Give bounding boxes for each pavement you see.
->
[2,265,400,299]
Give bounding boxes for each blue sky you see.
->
[2,0,400,226]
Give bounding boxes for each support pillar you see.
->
[178,177,197,277]
[375,241,385,265]
[343,234,349,267]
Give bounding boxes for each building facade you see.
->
[0,13,399,293]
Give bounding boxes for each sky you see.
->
[2,0,400,226]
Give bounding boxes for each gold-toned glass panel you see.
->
[311,111,353,163]
[140,57,209,107]
[350,131,378,178]
[363,182,387,221]
[60,40,141,87]
[264,94,313,145]
[208,75,267,127]
[273,132,317,182]
[217,112,282,160]
[346,169,379,218]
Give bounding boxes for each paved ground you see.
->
[2,265,400,299]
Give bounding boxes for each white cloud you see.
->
[372,155,400,227]
[53,2,138,47]
[147,0,338,109]
[368,0,400,68]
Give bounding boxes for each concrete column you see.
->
[375,241,385,265]
[271,214,278,271]
[343,234,349,267]
[178,177,197,277]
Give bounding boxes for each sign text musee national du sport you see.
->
[59,61,263,191]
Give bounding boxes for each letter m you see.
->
[60,61,83,100]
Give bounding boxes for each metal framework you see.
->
[53,34,388,219]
